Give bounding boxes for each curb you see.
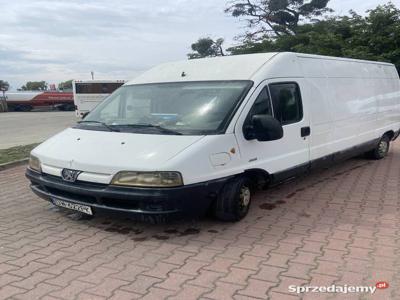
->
[0,158,29,171]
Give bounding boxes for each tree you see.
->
[21,81,48,91]
[188,37,225,59]
[0,80,9,112]
[228,3,400,71]
[343,3,400,70]
[225,0,332,39]
[0,80,10,96]
[58,80,73,91]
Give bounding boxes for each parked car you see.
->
[26,52,400,221]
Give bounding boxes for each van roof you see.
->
[126,52,396,85]
[127,53,279,84]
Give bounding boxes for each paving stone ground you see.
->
[0,143,399,300]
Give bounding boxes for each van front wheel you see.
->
[214,176,252,222]
[367,135,390,160]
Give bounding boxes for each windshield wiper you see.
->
[116,123,183,135]
[77,120,120,132]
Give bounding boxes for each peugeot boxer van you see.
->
[26,52,400,221]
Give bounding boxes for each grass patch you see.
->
[0,143,40,165]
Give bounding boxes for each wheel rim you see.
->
[239,185,251,212]
[378,140,389,157]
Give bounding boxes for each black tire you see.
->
[367,135,390,160]
[58,103,75,111]
[20,105,33,112]
[214,176,252,222]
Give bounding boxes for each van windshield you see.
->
[79,81,252,135]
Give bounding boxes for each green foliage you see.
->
[188,37,225,59]
[21,81,48,91]
[228,3,400,71]
[225,0,332,39]
[58,79,73,91]
[0,143,39,165]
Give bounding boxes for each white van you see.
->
[26,53,400,221]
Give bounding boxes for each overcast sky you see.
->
[0,0,398,90]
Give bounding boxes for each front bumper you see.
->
[26,168,229,220]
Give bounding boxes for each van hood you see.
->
[33,128,204,181]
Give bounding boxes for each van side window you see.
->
[269,83,303,125]
[245,87,273,124]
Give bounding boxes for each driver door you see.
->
[236,79,310,180]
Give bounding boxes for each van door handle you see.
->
[301,126,311,137]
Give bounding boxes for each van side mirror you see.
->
[81,112,89,119]
[244,114,284,142]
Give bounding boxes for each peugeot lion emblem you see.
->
[61,169,81,182]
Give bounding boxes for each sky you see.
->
[0,0,398,90]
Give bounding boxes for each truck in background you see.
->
[73,80,125,117]
[5,91,74,111]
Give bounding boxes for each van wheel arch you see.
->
[383,130,395,141]
[243,169,271,189]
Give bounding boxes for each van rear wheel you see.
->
[367,135,390,160]
[214,176,252,222]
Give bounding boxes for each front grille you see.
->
[42,173,108,189]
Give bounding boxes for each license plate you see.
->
[52,199,93,215]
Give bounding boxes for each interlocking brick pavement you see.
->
[1,142,400,299]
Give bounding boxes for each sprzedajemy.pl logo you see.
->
[289,282,389,294]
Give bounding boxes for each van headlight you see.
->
[29,155,41,173]
[111,171,183,187]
